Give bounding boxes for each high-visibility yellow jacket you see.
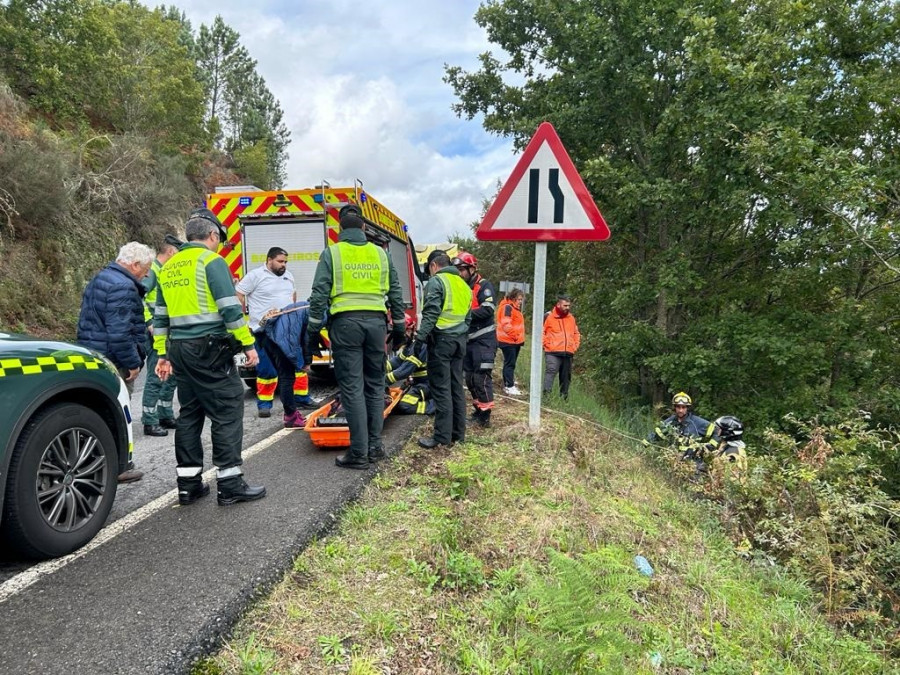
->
[142,259,162,323]
[152,243,253,356]
[329,241,390,314]
[416,266,472,341]
[307,228,406,333]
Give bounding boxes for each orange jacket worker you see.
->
[496,288,525,395]
[542,294,580,399]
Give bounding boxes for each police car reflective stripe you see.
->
[0,354,104,377]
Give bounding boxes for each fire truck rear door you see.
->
[240,217,326,300]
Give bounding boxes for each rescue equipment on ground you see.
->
[304,387,405,448]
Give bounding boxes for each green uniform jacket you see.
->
[152,243,254,354]
[307,228,406,331]
[141,259,161,323]
[416,265,471,341]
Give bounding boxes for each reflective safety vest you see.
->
[158,247,222,325]
[329,241,390,314]
[143,259,162,323]
[436,273,472,330]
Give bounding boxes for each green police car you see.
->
[0,333,133,559]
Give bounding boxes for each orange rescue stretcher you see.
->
[304,386,405,448]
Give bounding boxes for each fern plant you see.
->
[519,546,648,673]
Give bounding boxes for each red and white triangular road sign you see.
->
[477,122,610,242]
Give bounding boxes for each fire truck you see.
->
[206,181,423,379]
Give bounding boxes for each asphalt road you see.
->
[0,369,422,674]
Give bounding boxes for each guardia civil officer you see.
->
[307,205,406,468]
[153,208,266,506]
[415,250,472,449]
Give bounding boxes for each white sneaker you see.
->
[506,386,522,396]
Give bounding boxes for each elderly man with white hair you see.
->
[77,241,155,483]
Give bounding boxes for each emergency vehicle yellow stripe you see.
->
[0,354,106,378]
[208,187,408,283]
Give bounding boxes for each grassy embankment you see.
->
[193,381,894,674]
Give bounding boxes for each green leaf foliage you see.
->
[196,15,290,188]
[0,0,205,147]
[447,0,900,435]
[0,2,288,187]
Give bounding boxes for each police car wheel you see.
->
[1,403,118,560]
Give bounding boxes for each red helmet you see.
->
[452,251,477,269]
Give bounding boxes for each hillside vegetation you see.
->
[1,0,898,659]
[0,0,289,337]
[196,396,898,673]
[449,0,900,434]
[445,1,900,639]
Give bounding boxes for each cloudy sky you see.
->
[174,0,515,244]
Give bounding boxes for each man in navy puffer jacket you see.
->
[77,241,154,483]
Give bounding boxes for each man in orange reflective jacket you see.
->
[542,294,580,399]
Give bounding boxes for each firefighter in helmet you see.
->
[646,392,717,449]
[452,251,497,427]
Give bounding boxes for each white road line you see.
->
[0,428,293,605]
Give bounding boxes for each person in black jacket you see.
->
[452,252,497,427]
[77,241,155,483]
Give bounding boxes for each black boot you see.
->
[159,418,178,429]
[335,453,371,470]
[143,424,168,437]
[178,480,210,505]
[418,437,452,449]
[470,409,491,428]
[217,478,267,505]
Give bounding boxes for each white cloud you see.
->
[174,0,515,242]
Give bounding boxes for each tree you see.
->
[195,15,290,187]
[195,16,252,147]
[91,3,205,146]
[446,0,900,428]
[0,0,115,122]
[0,0,205,146]
[156,4,196,55]
[225,72,290,188]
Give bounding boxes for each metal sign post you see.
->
[476,122,610,432]
[528,242,547,429]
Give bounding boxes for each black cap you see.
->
[188,207,227,242]
[339,204,362,220]
[163,233,183,248]
[340,213,364,229]
[425,249,445,267]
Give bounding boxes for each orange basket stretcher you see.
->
[303,386,405,448]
